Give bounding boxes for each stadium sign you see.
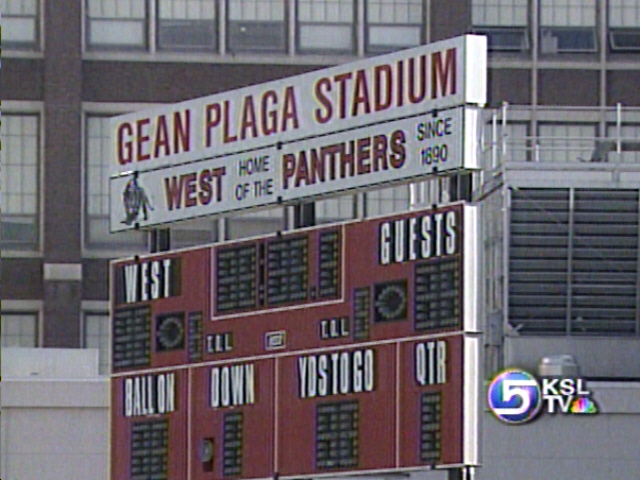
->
[109,35,486,231]
[110,106,481,230]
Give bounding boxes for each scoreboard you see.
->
[110,203,481,480]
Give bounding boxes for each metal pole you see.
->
[448,466,472,480]
[491,110,498,169]
[149,228,170,253]
[616,102,622,156]
[410,183,418,210]
[447,467,462,480]
[293,202,315,229]
[501,101,509,157]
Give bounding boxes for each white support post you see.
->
[501,101,509,157]
[616,102,623,156]
[491,110,498,168]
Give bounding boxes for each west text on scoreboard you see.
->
[110,204,481,480]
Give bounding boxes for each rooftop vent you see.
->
[537,354,580,378]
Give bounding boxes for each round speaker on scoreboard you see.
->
[156,313,185,351]
[373,280,408,323]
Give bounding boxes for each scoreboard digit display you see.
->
[211,229,343,318]
[317,229,342,299]
[414,257,461,330]
[266,235,309,305]
[222,412,244,476]
[215,244,258,312]
[315,401,359,469]
[420,392,443,462]
[130,419,169,480]
[112,306,151,369]
[111,203,481,480]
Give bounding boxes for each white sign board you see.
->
[110,106,480,230]
[110,35,486,174]
[110,35,486,231]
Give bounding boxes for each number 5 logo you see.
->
[488,369,542,424]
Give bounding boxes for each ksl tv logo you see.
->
[487,368,599,424]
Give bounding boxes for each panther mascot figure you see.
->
[121,176,153,226]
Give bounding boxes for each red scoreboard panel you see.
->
[110,203,481,480]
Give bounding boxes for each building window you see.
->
[83,313,111,374]
[471,0,530,51]
[297,0,355,54]
[1,114,40,250]
[607,124,640,163]
[171,217,219,249]
[226,208,284,240]
[85,116,147,250]
[157,0,217,51]
[365,0,423,53]
[315,196,356,223]
[608,0,640,51]
[1,313,38,347]
[86,0,148,50]
[228,0,286,53]
[537,123,597,163]
[539,0,597,53]
[366,185,410,216]
[1,0,39,50]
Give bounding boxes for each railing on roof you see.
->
[482,103,640,170]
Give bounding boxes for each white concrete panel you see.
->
[6,453,107,480]
[4,409,107,455]
[43,262,83,280]
[1,347,100,378]
[1,349,109,480]
[2,379,108,408]
[478,410,640,480]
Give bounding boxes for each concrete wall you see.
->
[479,400,640,479]
[0,348,109,480]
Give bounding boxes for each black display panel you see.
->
[318,230,341,299]
[316,401,359,469]
[188,311,204,361]
[266,236,308,305]
[216,245,258,313]
[113,306,151,369]
[223,412,243,477]
[420,392,442,463]
[352,287,371,340]
[130,419,169,480]
[213,228,347,316]
[156,312,185,352]
[414,258,461,331]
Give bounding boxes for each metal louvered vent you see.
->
[509,189,570,334]
[571,190,638,335]
[508,188,639,336]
